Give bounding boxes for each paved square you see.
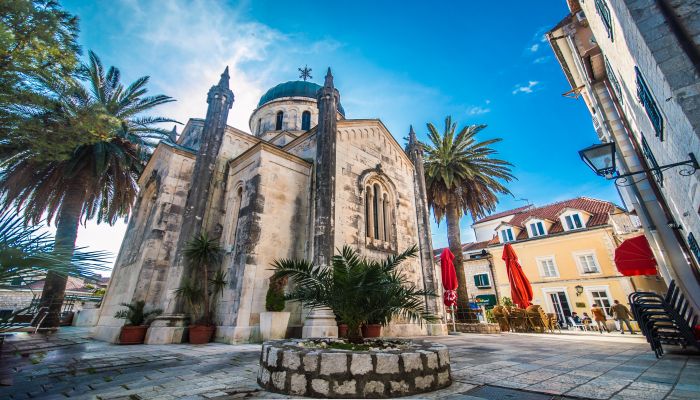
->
[1,328,698,399]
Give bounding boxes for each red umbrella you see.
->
[440,248,458,307]
[615,235,658,276]
[502,243,533,308]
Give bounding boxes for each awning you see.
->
[614,235,658,276]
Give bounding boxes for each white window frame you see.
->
[536,256,559,278]
[499,228,515,243]
[473,272,492,288]
[573,250,602,275]
[527,220,547,238]
[560,211,585,231]
[541,287,573,320]
[584,285,613,317]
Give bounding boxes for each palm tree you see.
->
[271,245,437,343]
[422,116,514,321]
[182,232,223,326]
[0,51,175,327]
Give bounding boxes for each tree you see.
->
[182,232,223,326]
[0,51,175,327]
[422,116,514,321]
[0,0,91,161]
[271,245,437,343]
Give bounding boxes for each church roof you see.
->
[257,80,346,116]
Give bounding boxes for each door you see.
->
[549,291,572,327]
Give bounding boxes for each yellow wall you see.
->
[488,227,666,320]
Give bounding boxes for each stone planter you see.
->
[260,311,291,341]
[258,339,451,398]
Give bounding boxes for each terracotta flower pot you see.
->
[119,325,147,345]
[361,324,382,338]
[338,324,348,338]
[189,325,215,344]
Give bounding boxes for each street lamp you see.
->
[578,142,699,186]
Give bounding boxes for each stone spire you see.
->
[171,66,234,313]
[168,125,178,143]
[303,67,340,339]
[312,67,340,268]
[406,125,443,323]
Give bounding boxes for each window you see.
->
[500,228,514,243]
[636,67,664,140]
[538,257,559,278]
[589,289,613,316]
[577,253,600,274]
[605,57,622,104]
[641,135,663,187]
[689,232,700,265]
[474,273,491,288]
[365,182,392,243]
[565,213,583,230]
[301,111,311,131]
[275,111,284,130]
[595,0,613,41]
[530,221,545,237]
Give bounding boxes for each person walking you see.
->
[611,300,635,334]
[591,304,609,333]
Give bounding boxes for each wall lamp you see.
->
[575,285,584,296]
[578,142,698,187]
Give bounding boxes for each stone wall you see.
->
[214,143,312,343]
[578,0,700,306]
[258,339,451,398]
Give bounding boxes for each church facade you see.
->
[93,68,446,344]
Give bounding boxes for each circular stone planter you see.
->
[257,339,451,398]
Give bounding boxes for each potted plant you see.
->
[177,232,224,344]
[259,276,291,340]
[272,245,438,343]
[114,300,162,344]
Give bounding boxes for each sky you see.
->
[60,0,620,272]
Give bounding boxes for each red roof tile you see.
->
[486,197,620,244]
[472,205,533,224]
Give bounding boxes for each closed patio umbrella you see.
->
[502,243,533,308]
[440,248,458,332]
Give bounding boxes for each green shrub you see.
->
[265,277,286,312]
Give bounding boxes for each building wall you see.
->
[488,227,666,320]
[249,98,319,137]
[334,120,431,336]
[462,257,498,302]
[93,145,195,342]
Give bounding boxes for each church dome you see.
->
[257,80,345,116]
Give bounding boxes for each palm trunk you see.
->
[445,198,475,322]
[37,182,85,328]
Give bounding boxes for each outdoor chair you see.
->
[492,306,510,332]
[546,313,561,333]
[568,316,588,331]
[526,305,547,333]
[629,281,699,358]
[508,308,529,332]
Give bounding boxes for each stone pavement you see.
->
[1,327,698,399]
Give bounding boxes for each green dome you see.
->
[257,80,345,115]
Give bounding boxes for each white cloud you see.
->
[512,81,539,95]
[533,56,551,64]
[466,106,491,116]
[529,43,539,53]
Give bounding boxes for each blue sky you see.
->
[61,0,619,268]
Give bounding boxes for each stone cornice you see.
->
[228,141,312,170]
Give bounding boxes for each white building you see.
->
[547,0,700,308]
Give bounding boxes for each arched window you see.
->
[301,111,311,131]
[365,181,393,243]
[275,111,284,130]
[257,118,262,135]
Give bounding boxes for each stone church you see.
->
[93,67,446,344]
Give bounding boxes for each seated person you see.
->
[571,312,582,324]
[581,312,593,325]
